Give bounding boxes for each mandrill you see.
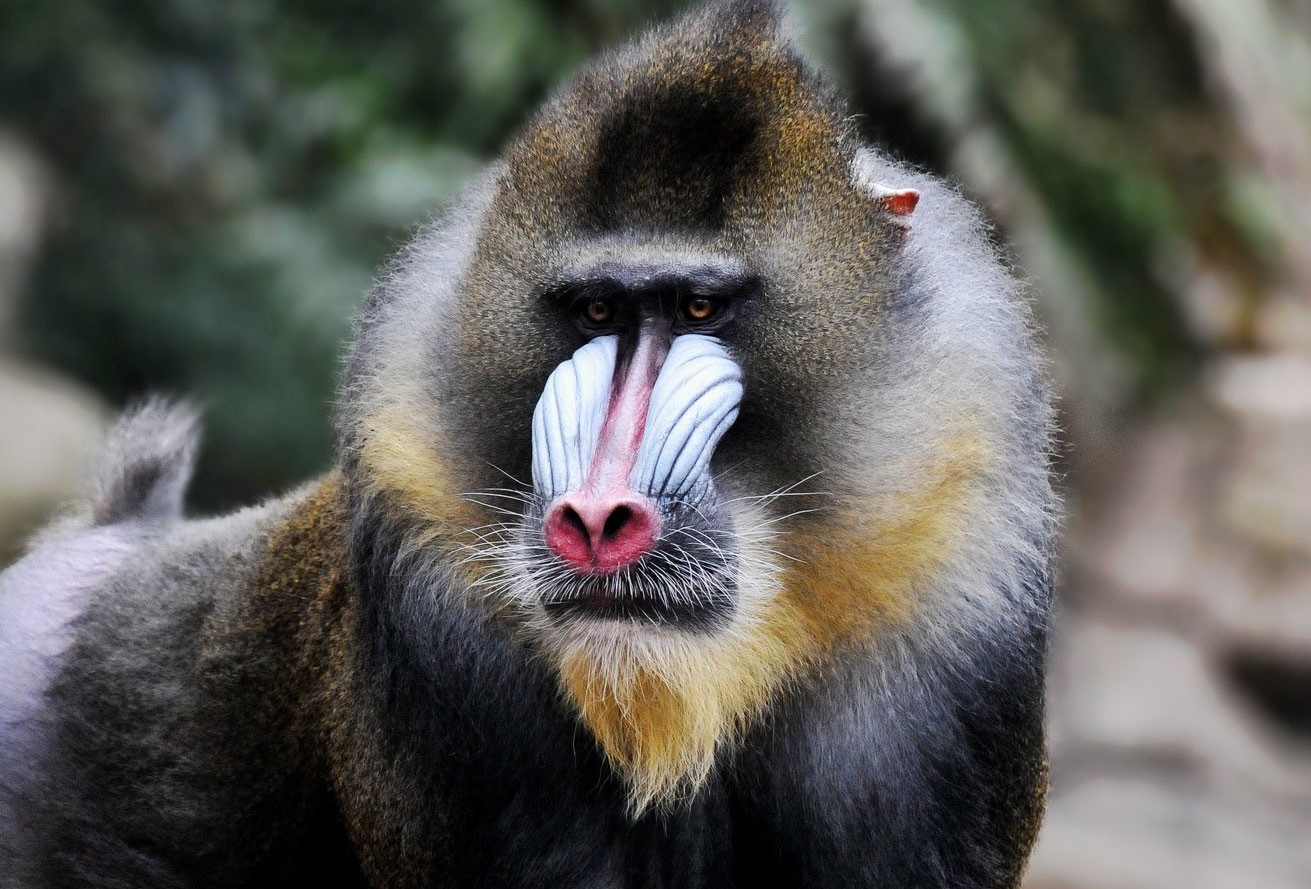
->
[0,1,1056,886]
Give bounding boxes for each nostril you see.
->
[543,495,659,573]
[560,505,589,540]
[544,501,595,569]
[594,501,658,571]
[602,505,633,539]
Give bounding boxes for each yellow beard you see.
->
[556,592,803,814]
[552,441,988,812]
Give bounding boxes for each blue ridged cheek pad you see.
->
[531,334,743,502]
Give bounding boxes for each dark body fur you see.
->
[2,2,1054,885]
[8,477,1048,887]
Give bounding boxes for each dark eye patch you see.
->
[543,258,757,337]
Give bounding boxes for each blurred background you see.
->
[1,0,1309,885]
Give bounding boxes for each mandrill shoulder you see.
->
[236,473,357,670]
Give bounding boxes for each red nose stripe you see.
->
[543,332,666,573]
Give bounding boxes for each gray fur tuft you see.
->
[84,398,200,526]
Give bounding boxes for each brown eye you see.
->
[683,297,718,323]
[584,299,614,324]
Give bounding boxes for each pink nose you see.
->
[543,492,659,573]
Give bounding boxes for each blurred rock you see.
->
[0,362,105,563]
[1255,297,1311,354]
[1028,772,1311,889]
[1173,256,1252,349]
[1028,400,1311,888]
[1211,354,1311,422]
[1047,619,1311,795]
[0,132,48,337]
[1222,423,1311,554]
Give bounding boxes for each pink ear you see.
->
[871,185,920,218]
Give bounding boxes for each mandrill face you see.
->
[462,241,804,655]
[343,0,1034,811]
[528,275,748,631]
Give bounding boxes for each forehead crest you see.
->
[504,0,854,235]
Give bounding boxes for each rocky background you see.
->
[1,1,1308,885]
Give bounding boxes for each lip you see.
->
[551,555,647,578]
[541,588,735,632]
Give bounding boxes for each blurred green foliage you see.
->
[0,0,683,507]
[939,0,1213,380]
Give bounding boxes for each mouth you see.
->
[541,569,736,632]
[532,517,739,633]
[542,592,733,631]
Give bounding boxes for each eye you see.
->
[563,291,625,335]
[583,298,615,325]
[681,296,721,324]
